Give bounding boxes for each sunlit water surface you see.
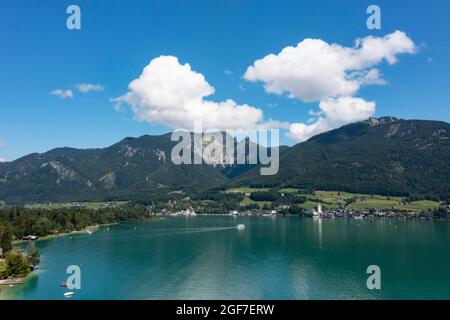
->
[1,216,449,299]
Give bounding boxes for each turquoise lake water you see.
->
[1,216,449,299]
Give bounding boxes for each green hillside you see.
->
[233,117,450,200]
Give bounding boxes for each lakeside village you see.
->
[145,189,450,221]
[152,202,450,220]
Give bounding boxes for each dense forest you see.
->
[0,204,152,254]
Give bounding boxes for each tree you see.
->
[3,251,31,278]
[433,206,448,219]
[249,191,279,202]
[26,243,41,268]
[0,261,7,279]
[31,217,51,236]
[0,223,13,252]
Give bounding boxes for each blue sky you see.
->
[0,0,449,161]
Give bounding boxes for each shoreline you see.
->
[157,212,449,221]
[2,223,116,293]
[0,278,23,286]
[12,223,117,245]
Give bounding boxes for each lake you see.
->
[1,216,449,299]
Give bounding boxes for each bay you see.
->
[1,216,449,300]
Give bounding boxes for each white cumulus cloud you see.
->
[287,97,376,141]
[76,83,105,93]
[50,89,73,99]
[244,30,415,102]
[244,30,416,141]
[114,55,273,131]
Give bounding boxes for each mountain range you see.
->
[1,117,449,204]
[234,117,450,199]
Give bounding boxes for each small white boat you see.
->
[236,224,245,230]
[64,292,75,297]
